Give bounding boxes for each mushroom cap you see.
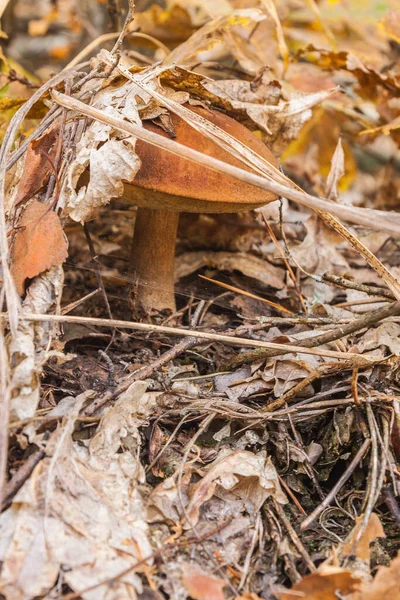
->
[123,105,279,213]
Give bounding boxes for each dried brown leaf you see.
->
[351,552,400,600]
[182,565,226,600]
[10,199,68,295]
[342,513,385,562]
[14,122,60,207]
[299,45,400,99]
[184,449,286,528]
[278,566,362,600]
[325,138,345,202]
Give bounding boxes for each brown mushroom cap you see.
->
[123,105,279,213]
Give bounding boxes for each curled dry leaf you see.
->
[13,121,60,208]
[183,449,286,528]
[10,199,68,295]
[325,138,345,202]
[62,130,141,223]
[164,9,266,69]
[204,78,337,153]
[299,45,400,99]
[182,565,226,600]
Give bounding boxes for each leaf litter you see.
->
[1,0,400,599]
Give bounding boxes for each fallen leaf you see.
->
[14,122,60,207]
[204,78,336,154]
[10,199,68,295]
[182,565,226,600]
[184,449,286,528]
[298,45,400,100]
[164,9,266,69]
[342,513,385,562]
[279,565,362,600]
[351,551,400,600]
[380,10,400,43]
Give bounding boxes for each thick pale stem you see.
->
[130,207,179,314]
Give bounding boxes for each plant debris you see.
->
[1,0,400,599]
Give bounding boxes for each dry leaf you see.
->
[342,513,385,562]
[164,9,266,68]
[184,449,286,528]
[14,122,60,207]
[204,78,336,153]
[182,565,226,600]
[10,199,68,295]
[278,565,362,600]
[299,45,400,100]
[325,138,345,202]
[351,552,400,600]
[380,10,400,43]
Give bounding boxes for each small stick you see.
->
[277,473,307,516]
[1,441,47,512]
[262,214,307,313]
[83,224,114,320]
[271,499,316,573]
[0,312,363,360]
[322,273,395,300]
[288,415,325,500]
[300,438,371,530]
[262,360,381,413]
[382,485,400,528]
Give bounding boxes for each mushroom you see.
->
[124,105,279,314]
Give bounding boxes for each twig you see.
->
[262,213,307,312]
[0,312,362,360]
[322,273,395,300]
[349,405,380,554]
[110,0,134,56]
[83,224,114,320]
[198,274,294,315]
[288,415,325,500]
[382,485,400,528]
[277,473,307,515]
[1,441,47,512]
[300,438,371,530]
[227,298,400,368]
[0,315,10,511]
[271,499,316,573]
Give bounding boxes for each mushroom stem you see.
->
[130,207,179,314]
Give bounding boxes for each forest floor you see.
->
[1,1,400,599]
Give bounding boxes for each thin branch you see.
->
[0,312,367,361]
